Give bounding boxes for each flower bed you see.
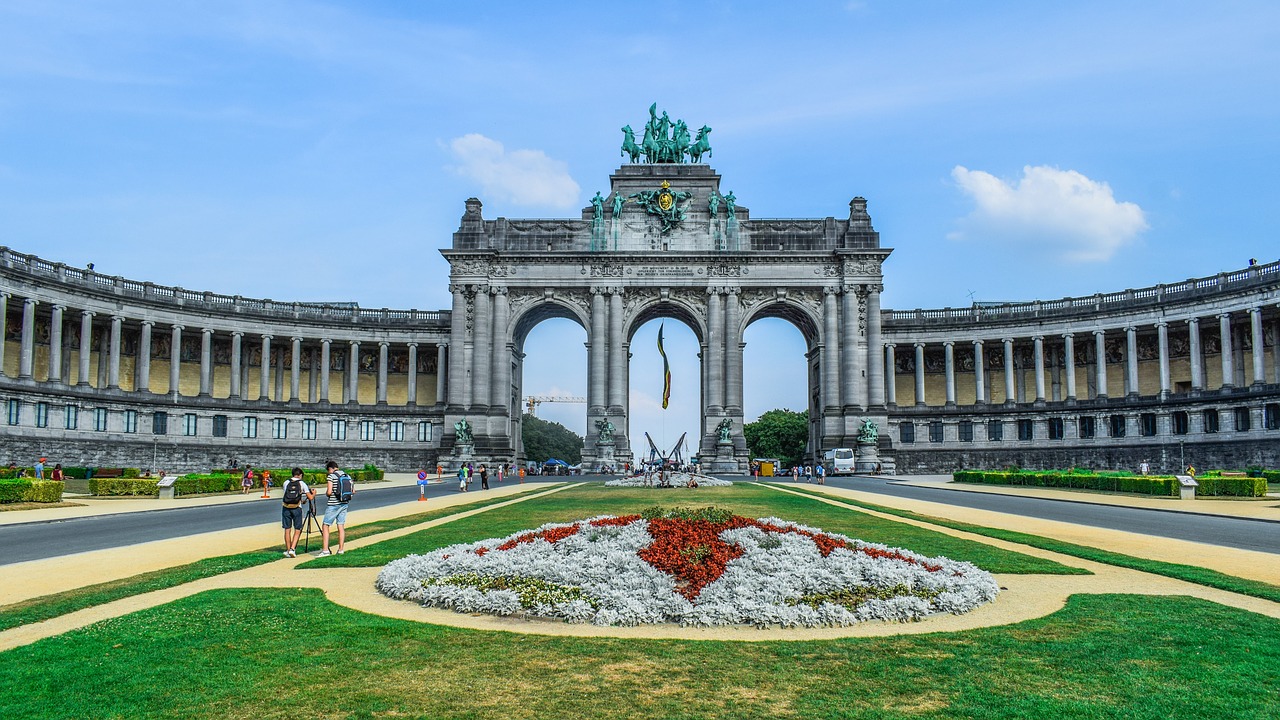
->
[604,472,733,488]
[377,507,999,627]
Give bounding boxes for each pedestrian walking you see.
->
[241,465,254,494]
[34,457,46,480]
[458,465,468,492]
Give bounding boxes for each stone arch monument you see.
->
[439,106,890,472]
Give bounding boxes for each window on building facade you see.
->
[389,420,404,442]
[152,411,167,435]
[272,418,287,440]
[899,422,915,444]
[1265,404,1280,431]
[988,419,1004,441]
[1234,407,1251,432]
[6,399,19,426]
[242,416,257,439]
[123,409,137,434]
[1048,417,1064,440]
[360,420,376,441]
[212,415,228,438]
[418,421,432,442]
[183,413,198,436]
[1110,414,1126,438]
[928,421,943,443]
[331,419,347,441]
[1140,413,1157,437]
[35,402,49,429]
[93,407,108,432]
[1017,419,1034,441]
[303,419,317,440]
[65,405,78,430]
[1079,415,1096,439]
[1172,411,1189,435]
[959,420,973,442]
[1204,409,1219,433]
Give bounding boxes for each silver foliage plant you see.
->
[603,473,734,487]
[375,515,1000,628]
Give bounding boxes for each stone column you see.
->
[448,285,467,409]
[1249,308,1264,386]
[1156,321,1171,398]
[492,287,510,408]
[1124,326,1139,397]
[885,344,897,407]
[725,289,744,414]
[259,335,272,401]
[866,286,885,408]
[347,340,360,404]
[1218,313,1233,390]
[18,298,37,378]
[471,287,492,408]
[1093,330,1107,399]
[48,305,65,383]
[608,289,626,411]
[589,288,608,414]
[132,320,151,392]
[196,327,212,396]
[274,347,284,400]
[1003,338,1016,405]
[1273,316,1280,385]
[407,342,419,406]
[706,288,724,412]
[107,315,124,389]
[1188,318,1203,391]
[0,293,7,376]
[1032,336,1045,403]
[1063,333,1076,402]
[319,339,331,403]
[840,288,859,409]
[229,332,242,398]
[913,342,926,406]
[973,339,986,404]
[75,312,93,386]
[376,341,389,404]
[435,342,447,406]
[943,341,956,407]
[308,347,319,403]
[291,336,303,402]
[168,324,182,396]
[822,288,840,412]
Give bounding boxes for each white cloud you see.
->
[949,165,1148,261]
[446,134,580,209]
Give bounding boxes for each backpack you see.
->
[282,479,304,508]
[335,473,354,503]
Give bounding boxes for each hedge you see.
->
[1264,470,1280,483]
[0,479,65,503]
[88,478,161,496]
[953,470,1268,497]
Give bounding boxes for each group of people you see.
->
[456,462,515,491]
[13,457,64,481]
[789,463,827,484]
[278,460,355,558]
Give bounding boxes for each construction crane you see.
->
[524,395,587,416]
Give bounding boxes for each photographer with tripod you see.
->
[280,468,315,558]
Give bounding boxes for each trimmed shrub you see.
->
[0,479,65,503]
[1195,475,1269,497]
[89,478,161,496]
[954,469,1268,498]
[1263,470,1280,483]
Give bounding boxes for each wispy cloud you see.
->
[948,165,1148,262]
[446,133,580,209]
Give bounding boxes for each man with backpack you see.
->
[280,467,314,558]
[317,460,355,557]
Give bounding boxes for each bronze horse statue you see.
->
[620,125,643,163]
[686,126,712,163]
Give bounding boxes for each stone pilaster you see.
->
[1218,313,1233,391]
[435,342,447,406]
[885,343,897,407]
[724,288,743,415]
[136,320,152,393]
[471,287,491,409]
[319,339,331,404]
[1157,322,1171,398]
[1249,307,1264,386]
[1063,333,1076,402]
[914,342,926,407]
[198,327,213,396]
[407,342,419,406]
[0,293,8,377]
[608,288,626,412]
[229,331,242,398]
[376,341,389,405]
[347,340,360,404]
[1124,326,1138,397]
[705,288,723,412]
[822,287,840,412]
[19,298,37,379]
[260,334,273,401]
[1188,318,1203,392]
[943,340,956,407]
[77,311,94,387]
[1032,335,1045,404]
[865,285,885,408]
[48,305,65,383]
[291,336,303,403]
[169,324,182,396]
[972,339,985,404]
[589,287,608,414]
[1003,338,1016,405]
[1093,330,1107,399]
[840,287,859,409]
[447,284,467,410]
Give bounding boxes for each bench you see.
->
[1219,471,1248,477]
[93,468,126,479]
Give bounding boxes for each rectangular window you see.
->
[1048,417,1064,440]
[5,399,19,426]
[183,413,198,436]
[65,405,79,430]
[93,407,108,432]
[1110,414,1127,438]
[1017,419,1034,441]
[1265,404,1280,431]
[1140,413,1157,437]
[987,419,1004,441]
[331,419,347,441]
[212,415,228,438]
[389,420,404,442]
[360,420,376,441]
[417,421,432,442]
[899,422,915,444]
[1172,411,1189,436]
[1204,409,1219,434]
[35,402,49,429]
[272,418,288,440]
[123,410,137,434]
[242,416,257,439]
[1079,415,1096,439]
[152,411,167,435]
[1234,407,1251,432]
[928,421,943,443]
[959,420,973,443]
[303,419,317,440]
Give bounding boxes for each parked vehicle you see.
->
[824,448,855,475]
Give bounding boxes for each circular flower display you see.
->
[604,472,733,488]
[376,509,1000,627]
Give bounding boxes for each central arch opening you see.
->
[514,305,588,471]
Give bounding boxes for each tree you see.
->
[521,414,584,464]
[743,409,808,467]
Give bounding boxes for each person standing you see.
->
[496,465,504,483]
[317,460,353,556]
[280,467,313,558]
[816,462,826,485]
[241,464,254,494]
[457,464,467,492]
[479,464,489,490]
[34,457,46,480]
[50,463,64,482]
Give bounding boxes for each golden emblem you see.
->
[658,179,674,211]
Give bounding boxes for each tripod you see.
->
[301,501,324,553]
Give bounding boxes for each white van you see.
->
[823,448,856,476]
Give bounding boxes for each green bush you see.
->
[1263,470,1280,483]
[122,467,141,479]
[89,478,160,496]
[954,469,1268,498]
[1195,475,1269,497]
[0,479,65,503]
[173,474,243,495]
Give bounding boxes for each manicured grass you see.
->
[0,487,553,633]
[773,484,1280,604]
[302,482,1084,574]
[1,587,1276,719]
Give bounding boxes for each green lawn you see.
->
[1,588,1275,719]
[301,482,1083,574]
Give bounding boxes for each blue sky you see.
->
[3,1,1277,459]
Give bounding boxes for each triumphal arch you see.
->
[439,105,890,472]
